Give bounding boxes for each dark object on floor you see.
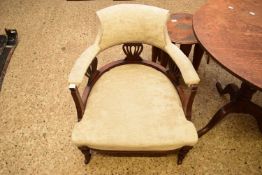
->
[0,29,18,91]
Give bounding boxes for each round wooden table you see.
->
[193,0,262,136]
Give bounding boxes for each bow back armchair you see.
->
[68,4,200,165]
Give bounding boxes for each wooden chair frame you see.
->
[69,43,198,165]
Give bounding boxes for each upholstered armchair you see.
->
[68,4,200,165]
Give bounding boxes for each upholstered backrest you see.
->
[95,4,171,50]
[68,4,200,86]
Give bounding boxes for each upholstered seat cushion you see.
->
[72,64,198,151]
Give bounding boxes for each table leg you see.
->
[198,82,262,137]
[192,43,204,70]
[180,44,192,57]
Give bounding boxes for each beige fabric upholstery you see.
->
[68,4,200,86]
[68,44,100,85]
[96,4,169,50]
[165,43,200,85]
[72,65,198,150]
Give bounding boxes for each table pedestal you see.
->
[198,82,262,137]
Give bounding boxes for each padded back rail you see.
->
[95,4,171,50]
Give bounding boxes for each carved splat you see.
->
[85,57,98,85]
[122,43,143,61]
[168,58,180,84]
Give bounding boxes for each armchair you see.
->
[68,4,200,165]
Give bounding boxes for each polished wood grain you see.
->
[193,0,262,138]
[198,81,262,137]
[193,0,262,89]
[168,13,197,45]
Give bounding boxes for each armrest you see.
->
[68,44,100,85]
[165,43,200,86]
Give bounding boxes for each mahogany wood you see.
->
[192,43,205,70]
[69,85,84,121]
[79,147,91,164]
[151,46,160,63]
[177,146,193,165]
[198,82,262,137]
[193,0,262,138]
[167,13,197,45]
[180,44,192,57]
[123,43,143,61]
[183,86,198,121]
[85,57,98,85]
[193,0,262,89]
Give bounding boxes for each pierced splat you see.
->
[85,57,98,85]
[167,56,180,84]
[122,43,143,61]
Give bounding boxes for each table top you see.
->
[193,0,262,89]
[167,13,197,45]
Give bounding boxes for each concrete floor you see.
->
[0,0,261,174]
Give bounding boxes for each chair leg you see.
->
[177,146,193,165]
[79,147,91,164]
